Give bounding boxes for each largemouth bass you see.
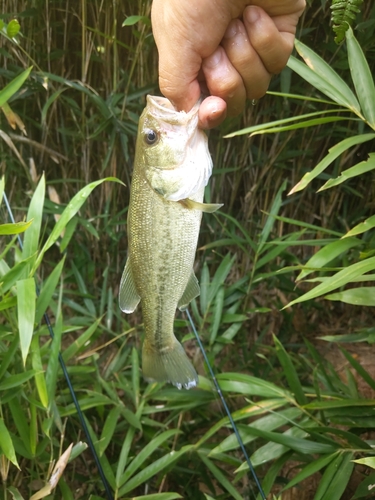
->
[119,95,221,389]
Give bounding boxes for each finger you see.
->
[243,5,295,75]
[198,96,227,129]
[221,18,271,100]
[202,46,246,117]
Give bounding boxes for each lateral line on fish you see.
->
[186,309,266,500]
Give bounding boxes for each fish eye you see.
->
[144,129,159,146]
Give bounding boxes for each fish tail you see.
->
[142,339,198,390]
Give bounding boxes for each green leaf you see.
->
[35,255,66,324]
[282,453,338,491]
[207,253,236,306]
[22,173,46,263]
[62,317,101,362]
[7,487,25,500]
[0,220,33,235]
[209,286,224,345]
[346,26,375,128]
[131,495,182,500]
[352,457,375,469]
[297,237,361,281]
[319,153,375,191]
[34,177,124,270]
[339,347,375,392]
[290,40,361,114]
[198,451,243,500]
[216,372,291,398]
[45,316,63,408]
[284,255,375,308]
[0,255,34,294]
[0,67,32,108]
[273,335,307,405]
[0,418,19,468]
[99,406,121,456]
[6,19,20,38]
[325,287,375,306]
[31,335,48,408]
[118,429,180,487]
[0,370,37,391]
[17,278,36,364]
[352,472,375,499]
[289,133,375,194]
[316,452,354,500]
[118,445,193,496]
[122,15,150,27]
[343,214,375,238]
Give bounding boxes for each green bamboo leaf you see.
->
[224,109,347,138]
[317,452,354,500]
[250,116,356,136]
[0,255,34,294]
[346,26,375,128]
[35,255,66,324]
[131,495,182,500]
[122,15,150,27]
[352,457,375,469]
[238,427,307,471]
[0,418,20,468]
[325,287,375,306]
[207,253,235,305]
[45,315,62,407]
[290,41,361,114]
[209,286,224,345]
[284,256,375,308]
[118,445,193,496]
[273,335,307,405]
[210,407,302,455]
[297,237,361,281]
[198,451,243,500]
[7,397,31,456]
[31,335,48,408]
[99,406,121,456]
[7,486,25,500]
[319,153,375,191]
[116,426,136,486]
[258,181,287,253]
[283,453,338,491]
[0,220,33,235]
[339,347,375,392]
[0,67,32,108]
[304,399,375,411]
[120,407,142,430]
[17,278,36,364]
[0,369,38,390]
[22,173,46,262]
[352,472,375,499]
[34,177,124,270]
[131,347,140,409]
[0,296,17,311]
[343,214,375,238]
[62,317,101,362]
[217,372,291,398]
[118,429,180,487]
[289,133,375,194]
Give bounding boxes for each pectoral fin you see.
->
[178,271,200,311]
[119,259,141,313]
[180,198,223,213]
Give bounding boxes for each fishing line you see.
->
[186,309,266,500]
[2,192,114,500]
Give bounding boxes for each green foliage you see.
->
[331,0,364,43]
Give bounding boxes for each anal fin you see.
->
[178,271,200,311]
[119,259,141,313]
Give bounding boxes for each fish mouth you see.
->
[146,95,200,125]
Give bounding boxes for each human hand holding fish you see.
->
[119,96,221,389]
[151,0,306,128]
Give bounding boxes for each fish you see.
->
[119,95,222,390]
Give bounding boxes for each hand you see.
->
[151,0,306,128]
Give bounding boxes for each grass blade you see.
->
[319,153,375,191]
[22,173,45,264]
[325,287,375,306]
[346,26,375,128]
[0,418,20,468]
[17,278,36,364]
[198,451,243,500]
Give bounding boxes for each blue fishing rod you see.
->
[186,309,266,500]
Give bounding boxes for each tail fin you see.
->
[142,339,198,390]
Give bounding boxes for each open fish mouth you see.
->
[146,95,200,126]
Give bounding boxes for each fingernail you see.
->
[204,48,222,69]
[245,6,260,24]
[224,20,238,39]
